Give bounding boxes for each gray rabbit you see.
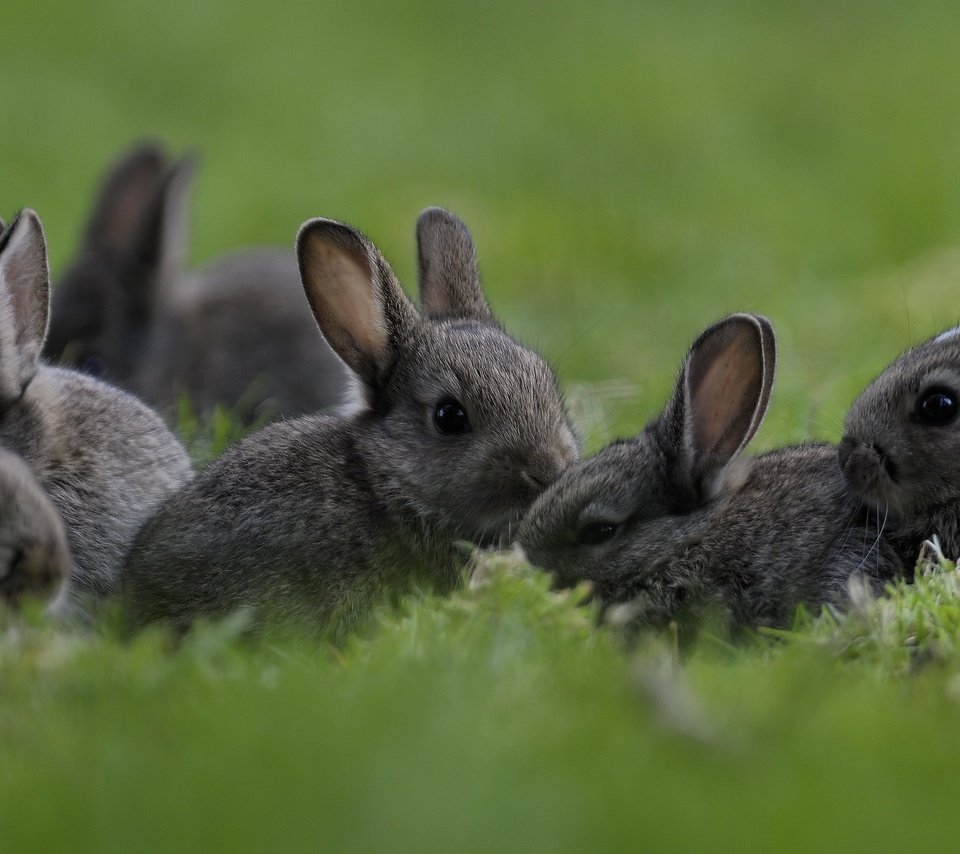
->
[43,142,350,423]
[0,447,71,608]
[519,315,904,631]
[840,325,960,566]
[0,210,193,618]
[123,208,579,634]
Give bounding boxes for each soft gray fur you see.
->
[840,326,960,565]
[123,208,579,634]
[0,447,71,607]
[43,141,350,423]
[0,211,193,618]
[519,315,904,631]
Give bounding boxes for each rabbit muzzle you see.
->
[839,436,899,509]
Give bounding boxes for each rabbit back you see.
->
[134,248,351,421]
[123,416,442,632]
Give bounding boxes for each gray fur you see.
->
[0,211,193,618]
[0,447,71,607]
[519,315,904,631]
[840,328,960,564]
[44,142,350,423]
[123,209,579,634]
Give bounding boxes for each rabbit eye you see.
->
[434,399,471,435]
[577,521,618,546]
[917,388,958,426]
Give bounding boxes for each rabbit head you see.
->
[43,142,193,383]
[840,327,960,526]
[0,448,71,607]
[518,314,775,600]
[298,207,579,548]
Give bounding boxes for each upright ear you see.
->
[82,141,169,253]
[416,207,493,322]
[0,210,51,401]
[125,154,197,293]
[660,313,776,484]
[297,218,418,388]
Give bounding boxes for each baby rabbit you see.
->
[840,326,960,565]
[43,141,350,423]
[519,314,904,631]
[123,208,579,634]
[0,447,71,608]
[0,210,193,618]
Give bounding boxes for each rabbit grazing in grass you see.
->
[840,326,960,566]
[123,208,579,634]
[0,448,71,608]
[0,211,193,620]
[43,141,350,424]
[519,314,904,631]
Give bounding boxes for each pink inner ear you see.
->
[299,232,389,374]
[688,333,762,462]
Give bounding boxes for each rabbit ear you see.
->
[416,207,493,322]
[125,154,196,294]
[661,313,776,483]
[0,210,51,401]
[297,218,418,387]
[82,142,169,253]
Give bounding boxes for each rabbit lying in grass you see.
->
[43,142,350,424]
[0,211,193,619]
[519,314,904,631]
[840,326,960,567]
[0,447,71,608]
[123,208,579,634]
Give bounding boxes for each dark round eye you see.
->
[79,354,105,377]
[917,388,959,426]
[577,521,618,546]
[434,399,470,434]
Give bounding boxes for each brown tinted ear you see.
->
[416,207,493,322]
[297,218,418,387]
[659,314,775,481]
[684,313,775,466]
[0,210,51,401]
[82,141,169,253]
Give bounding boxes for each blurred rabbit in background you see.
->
[44,142,352,426]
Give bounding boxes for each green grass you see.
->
[4,0,960,850]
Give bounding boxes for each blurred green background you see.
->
[5,2,960,851]
[6,0,960,448]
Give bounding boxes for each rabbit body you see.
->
[0,447,71,607]
[519,315,904,630]
[44,143,350,423]
[123,208,578,633]
[0,211,193,616]
[522,439,902,630]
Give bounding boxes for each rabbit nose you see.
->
[839,437,896,487]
